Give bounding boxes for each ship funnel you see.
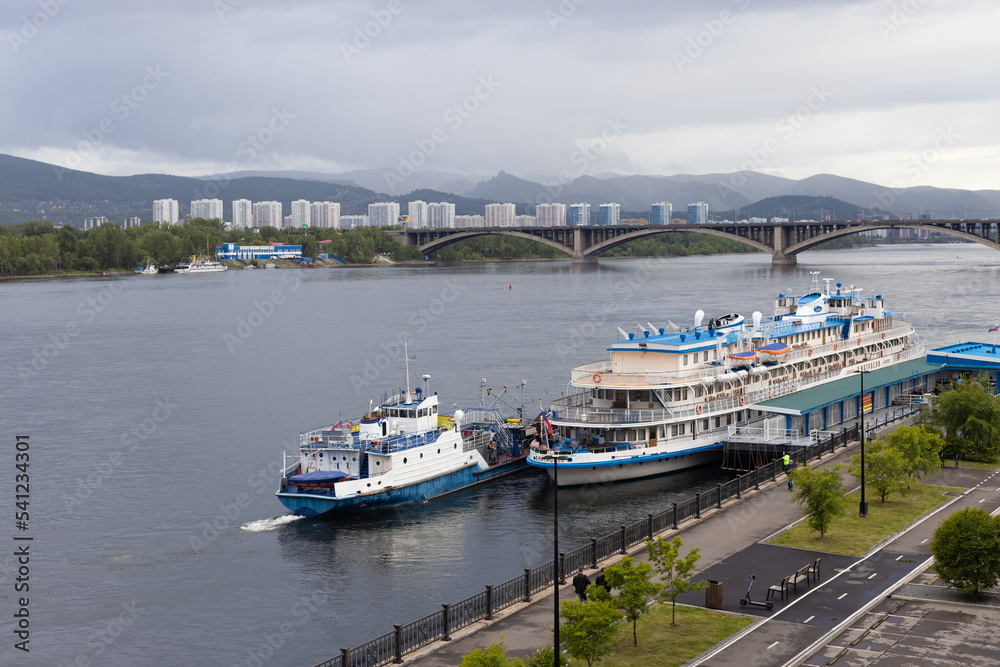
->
[752,311,762,329]
[694,310,705,328]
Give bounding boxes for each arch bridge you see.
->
[386,220,1000,265]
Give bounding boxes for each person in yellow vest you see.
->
[782,452,793,490]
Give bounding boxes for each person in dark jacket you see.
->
[572,565,591,601]
[594,567,611,594]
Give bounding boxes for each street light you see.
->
[548,430,569,665]
[859,370,868,518]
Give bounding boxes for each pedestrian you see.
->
[783,452,794,490]
[595,567,611,594]
[572,565,591,602]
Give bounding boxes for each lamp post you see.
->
[548,427,567,666]
[859,370,868,518]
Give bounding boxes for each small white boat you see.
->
[135,263,158,275]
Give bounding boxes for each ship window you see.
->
[671,425,678,436]
[683,388,688,400]
[403,458,407,464]
[389,409,397,417]
[683,354,689,366]
[376,460,381,466]
[702,419,709,429]
[454,444,458,449]
[703,351,709,362]
[679,424,686,435]
[695,386,702,398]
[437,449,440,454]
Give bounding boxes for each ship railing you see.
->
[460,408,514,454]
[567,323,916,388]
[317,423,882,667]
[550,369,842,426]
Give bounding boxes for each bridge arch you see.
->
[418,229,573,257]
[583,226,772,257]
[784,222,1000,256]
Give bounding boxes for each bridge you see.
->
[386,220,1000,265]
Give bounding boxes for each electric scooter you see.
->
[739,573,773,610]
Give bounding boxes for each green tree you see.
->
[931,507,1000,598]
[883,425,943,489]
[459,637,525,667]
[83,222,138,269]
[558,598,622,667]
[593,557,660,647]
[849,441,907,503]
[789,464,846,537]
[647,535,708,626]
[137,229,183,265]
[930,377,1000,462]
[525,645,566,667]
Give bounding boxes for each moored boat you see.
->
[276,346,531,517]
[528,277,923,486]
[175,256,227,273]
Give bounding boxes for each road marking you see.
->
[894,555,903,561]
[838,593,848,599]
[981,498,987,503]
[868,572,878,579]
[804,615,815,623]
[920,538,928,544]
[767,641,780,650]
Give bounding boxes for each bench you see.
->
[808,557,821,582]
[790,564,811,593]
[766,576,789,602]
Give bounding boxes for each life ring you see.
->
[834,344,838,351]
[739,396,745,406]
[881,332,885,339]
[897,352,901,360]
[593,373,602,384]
[696,404,703,414]
[857,338,861,345]
[791,384,796,392]
[880,350,884,358]
[346,420,354,428]
[808,348,813,357]
[768,390,773,399]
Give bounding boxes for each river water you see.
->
[1,244,997,666]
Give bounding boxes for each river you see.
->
[1,244,996,666]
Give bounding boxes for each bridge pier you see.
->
[571,228,597,263]
[771,225,797,265]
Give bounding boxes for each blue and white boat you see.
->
[276,349,529,517]
[528,276,923,486]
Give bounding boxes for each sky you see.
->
[2,0,998,192]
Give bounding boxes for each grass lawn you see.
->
[768,483,961,555]
[597,603,753,667]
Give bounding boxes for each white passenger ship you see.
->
[174,256,227,273]
[527,278,923,486]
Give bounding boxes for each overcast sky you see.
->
[2,0,997,190]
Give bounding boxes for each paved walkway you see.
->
[403,450,1000,667]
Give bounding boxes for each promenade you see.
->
[402,443,1000,667]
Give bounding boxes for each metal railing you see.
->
[312,420,888,667]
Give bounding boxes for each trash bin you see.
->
[706,580,723,609]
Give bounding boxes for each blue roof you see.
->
[928,342,1000,371]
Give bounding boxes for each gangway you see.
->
[459,408,518,457]
[722,417,804,471]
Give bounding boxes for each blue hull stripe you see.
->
[526,443,722,469]
[276,459,526,517]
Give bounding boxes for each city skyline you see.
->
[1,1,996,192]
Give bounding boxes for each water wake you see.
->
[241,515,304,532]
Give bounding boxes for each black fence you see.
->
[314,423,870,667]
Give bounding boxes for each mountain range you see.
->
[1,153,997,226]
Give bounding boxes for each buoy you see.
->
[509,285,512,291]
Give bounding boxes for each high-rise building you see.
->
[310,202,340,229]
[368,202,401,227]
[291,199,311,228]
[232,199,253,229]
[535,203,566,227]
[515,215,536,227]
[568,203,591,227]
[340,215,369,228]
[427,202,455,229]
[408,200,428,228]
[252,201,283,228]
[190,198,223,221]
[651,202,672,225]
[687,202,709,224]
[455,215,485,229]
[122,217,142,229]
[153,199,179,225]
[485,203,517,227]
[598,203,620,226]
[83,216,108,230]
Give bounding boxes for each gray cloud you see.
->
[1,0,997,189]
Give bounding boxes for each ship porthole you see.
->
[437,449,440,454]
[454,444,458,449]
[376,461,381,466]
[367,483,371,487]
[403,458,407,464]
[420,453,423,458]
